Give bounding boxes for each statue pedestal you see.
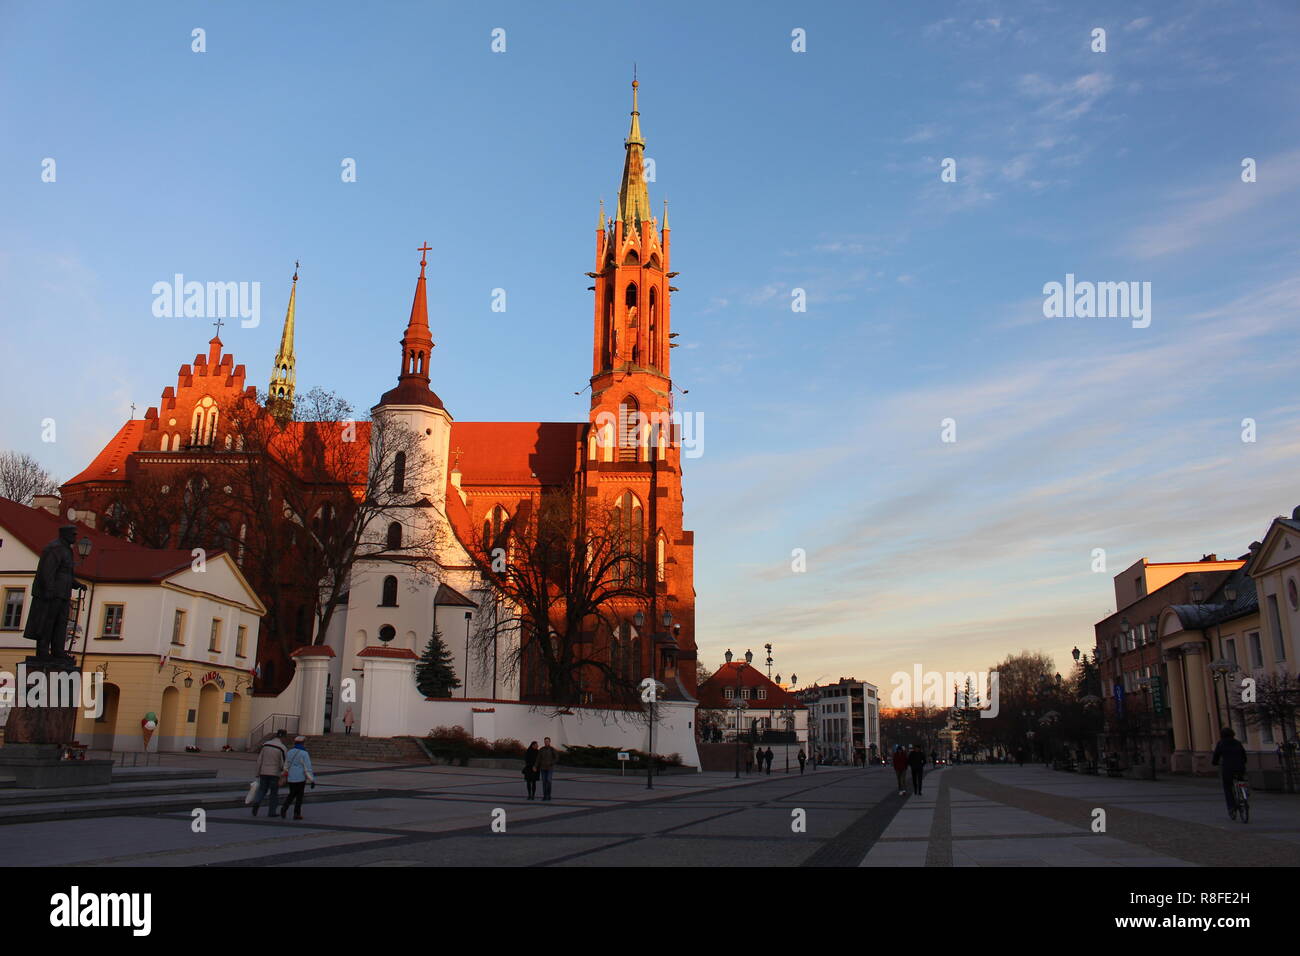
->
[0,657,113,788]
[0,744,113,788]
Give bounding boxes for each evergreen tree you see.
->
[416,624,461,698]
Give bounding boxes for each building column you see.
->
[358,646,418,738]
[1164,649,1188,756]
[290,645,335,736]
[1181,644,1214,766]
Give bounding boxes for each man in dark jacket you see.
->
[536,736,560,801]
[891,745,909,794]
[1211,727,1248,818]
[907,745,927,795]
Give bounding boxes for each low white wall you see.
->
[417,698,701,769]
[246,667,701,768]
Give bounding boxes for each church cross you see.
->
[417,242,431,265]
[130,402,137,418]
[212,316,225,337]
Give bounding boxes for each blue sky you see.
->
[3,0,1300,697]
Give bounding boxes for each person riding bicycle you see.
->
[1210,726,1248,819]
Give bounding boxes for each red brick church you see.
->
[59,81,699,703]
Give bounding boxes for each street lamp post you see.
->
[74,536,93,673]
[779,706,794,772]
[463,611,472,698]
[732,696,748,779]
[1137,677,1158,780]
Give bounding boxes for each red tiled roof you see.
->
[357,645,418,659]
[290,645,336,658]
[444,479,478,559]
[0,496,209,583]
[451,421,584,486]
[63,420,148,486]
[63,417,373,494]
[697,662,806,710]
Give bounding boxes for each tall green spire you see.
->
[617,79,651,230]
[268,263,298,423]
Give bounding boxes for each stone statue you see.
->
[22,525,78,662]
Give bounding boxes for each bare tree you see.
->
[103,467,214,550]
[1229,670,1300,743]
[466,482,654,714]
[217,388,445,652]
[0,450,58,505]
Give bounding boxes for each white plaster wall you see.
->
[412,698,701,768]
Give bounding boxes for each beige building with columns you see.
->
[1157,509,1300,785]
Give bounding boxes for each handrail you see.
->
[247,713,300,749]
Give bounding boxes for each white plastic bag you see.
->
[244,779,259,805]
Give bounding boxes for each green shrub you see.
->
[491,738,526,757]
[426,727,523,763]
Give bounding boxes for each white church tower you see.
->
[338,245,474,735]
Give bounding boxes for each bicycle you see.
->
[1232,775,1250,824]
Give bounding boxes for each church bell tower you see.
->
[589,80,676,458]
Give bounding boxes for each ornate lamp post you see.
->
[74,536,93,671]
[732,697,748,778]
[779,705,795,772]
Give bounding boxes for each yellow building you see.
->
[0,497,265,753]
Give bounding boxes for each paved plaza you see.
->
[3,756,1299,867]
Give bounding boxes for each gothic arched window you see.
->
[648,287,658,368]
[381,576,398,607]
[392,451,406,493]
[481,504,509,550]
[618,396,640,463]
[386,521,402,550]
[612,491,643,586]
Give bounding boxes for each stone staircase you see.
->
[298,735,430,763]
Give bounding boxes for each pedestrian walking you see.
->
[891,745,908,795]
[251,729,288,816]
[764,747,774,774]
[522,741,540,800]
[342,706,355,735]
[930,750,938,766]
[908,744,926,795]
[536,736,560,800]
[279,735,316,820]
[746,746,755,774]
[797,749,807,774]
[1211,727,1248,819]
